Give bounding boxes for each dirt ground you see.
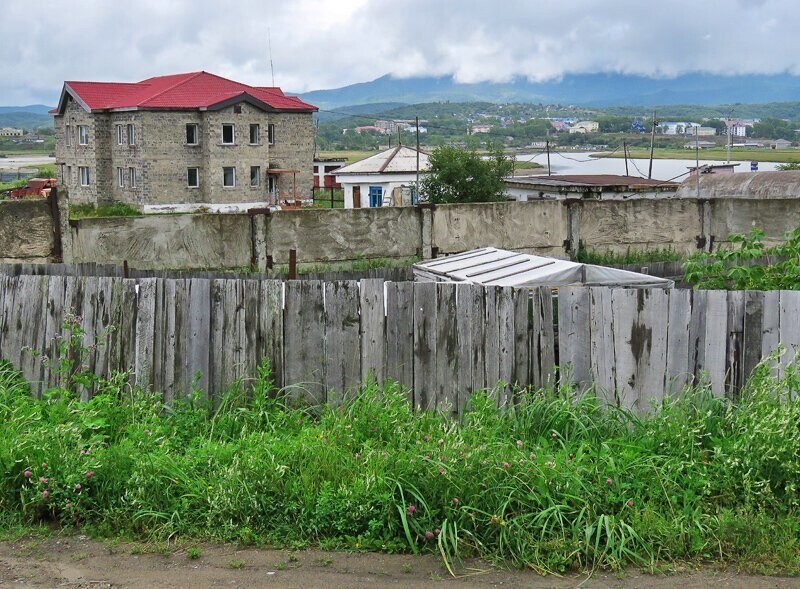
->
[1,536,798,588]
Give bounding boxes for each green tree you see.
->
[421,145,513,204]
[751,118,797,140]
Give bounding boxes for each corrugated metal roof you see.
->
[335,145,430,175]
[506,174,679,189]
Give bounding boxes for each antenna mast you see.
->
[268,29,275,86]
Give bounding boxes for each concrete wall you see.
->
[0,200,54,263]
[70,214,252,270]
[265,207,421,264]
[579,199,703,255]
[432,201,568,256]
[8,195,800,271]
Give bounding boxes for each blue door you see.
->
[368,186,382,207]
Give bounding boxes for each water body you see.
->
[516,151,781,182]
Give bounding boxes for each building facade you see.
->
[52,71,317,209]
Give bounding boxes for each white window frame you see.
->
[223,166,236,187]
[187,167,200,188]
[127,123,135,146]
[186,123,199,145]
[221,124,235,145]
[117,125,125,145]
[249,124,260,145]
[250,166,260,187]
[267,175,277,195]
[129,167,136,188]
[79,166,90,186]
[117,167,125,188]
[65,125,72,147]
[78,125,88,145]
[267,123,275,145]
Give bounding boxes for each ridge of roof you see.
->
[134,71,205,107]
[378,144,403,173]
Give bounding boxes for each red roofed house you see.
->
[52,71,317,209]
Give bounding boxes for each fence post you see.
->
[48,187,63,263]
[289,248,297,279]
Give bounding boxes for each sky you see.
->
[2,0,800,106]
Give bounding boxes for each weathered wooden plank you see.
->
[726,290,746,396]
[703,290,728,396]
[557,287,591,391]
[283,281,326,407]
[779,290,800,376]
[78,276,100,400]
[496,286,515,406]
[40,276,68,390]
[483,286,500,394]
[91,277,114,385]
[226,279,248,391]
[150,278,167,398]
[512,287,530,399]
[688,289,707,388]
[0,277,9,362]
[185,279,211,398]
[760,290,781,376]
[469,284,487,393]
[434,283,459,415]
[589,287,616,405]
[742,291,765,382]
[359,279,385,385]
[536,287,556,389]
[455,284,476,414]
[109,279,138,378]
[241,280,260,393]
[665,288,692,395]
[208,279,227,402]
[257,280,284,391]
[17,276,48,396]
[384,282,414,398]
[413,282,437,411]
[324,281,360,405]
[134,278,157,392]
[161,280,180,403]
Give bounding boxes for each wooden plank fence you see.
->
[0,276,552,413]
[2,275,799,414]
[558,286,800,410]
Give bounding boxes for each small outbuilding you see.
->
[413,247,674,289]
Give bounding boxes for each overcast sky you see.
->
[2,0,799,105]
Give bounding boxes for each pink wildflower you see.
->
[39,477,47,484]
[438,467,444,475]
[502,462,510,469]
[85,471,94,479]
[407,504,416,515]
[42,490,49,499]
[23,470,31,478]
[626,500,634,508]
[605,478,613,485]
[75,483,82,491]
[452,498,459,505]
[434,528,441,536]
[41,463,47,468]
[424,531,434,539]
[65,503,71,510]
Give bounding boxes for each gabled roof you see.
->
[52,71,316,115]
[335,145,430,175]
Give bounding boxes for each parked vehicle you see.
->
[8,177,56,199]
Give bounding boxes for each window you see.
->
[187,167,199,188]
[250,166,260,187]
[267,175,277,195]
[78,125,88,145]
[117,125,125,145]
[117,167,125,188]
[65,125,72,146]
[129,167,136,188]
[368,186,383,207]
[79,166,90,186]
[186,123,198,145]
[127,123,135,146]
[66,166,72,185]
[221,124,234,145]
[249,124,260,144]
[223,166,236,187]
[267,123,275,145]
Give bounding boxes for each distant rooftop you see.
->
[505,174,679,191]
[335,145,430,175]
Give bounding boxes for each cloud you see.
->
[2,0,799,105]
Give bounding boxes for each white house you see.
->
[335,145,430,208]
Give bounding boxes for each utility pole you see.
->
[648,110,656,179]
[623,140,629,176]
[695,130,701,200]
[546,140,551,176]
[415,116,420,203]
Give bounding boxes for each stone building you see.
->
[51,71,317,209]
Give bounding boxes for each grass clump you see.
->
[1,357,800,574]
[575,242,683,266]
[69,202,142,219]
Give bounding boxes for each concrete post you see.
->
[419,205,433,259]
[565,199,582,258]
[250,212,269,271]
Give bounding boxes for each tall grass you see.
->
[1,358,800,573]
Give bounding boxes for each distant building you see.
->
[568,121,599,134]
[313,157,346,190]
[334,145,429,208]
[724,119,756,137]
[772,139,793,149]
[354,125,386,134]
[470,124,493,134]
[687,163,740,176]
[504,174,679,201]
[683,140,717,149]
[0,127,23,137]
[686,126,716,136]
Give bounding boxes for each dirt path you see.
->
[1,536,798,588]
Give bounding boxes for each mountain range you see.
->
[298,72,800,110]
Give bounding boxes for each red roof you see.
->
[53,71,316,114]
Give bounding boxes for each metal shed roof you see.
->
[413,247,673,289]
